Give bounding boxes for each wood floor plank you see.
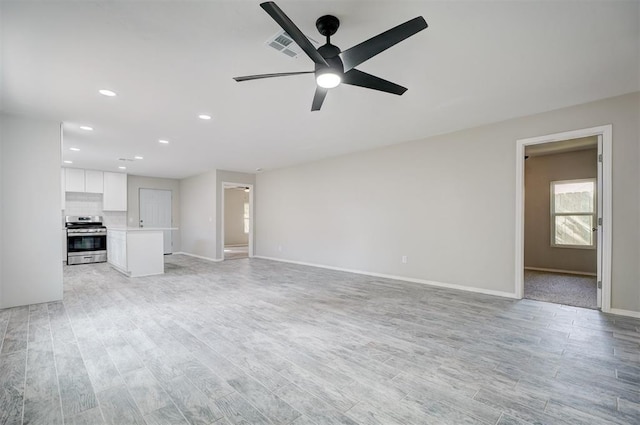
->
[164,375,223,425]
[226,374,301,424]
[23,339,63,425]
[144,404,191,425]
[96,385,146,425]
[122,367,173,414]
[8,254,634,425]
[1,307,29,354]
[64,407,106,425]
[53,339,98,416]
[0,350,27,425]
[214,392,271,425]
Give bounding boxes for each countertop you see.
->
[107,227,178,232]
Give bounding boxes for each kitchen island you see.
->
[107,227,177,277]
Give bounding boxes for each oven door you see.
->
[67,232,107,264]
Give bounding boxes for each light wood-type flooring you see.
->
[1,255,639,424]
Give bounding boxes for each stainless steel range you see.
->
[65,216,107,265]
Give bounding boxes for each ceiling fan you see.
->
[234,1,428,111]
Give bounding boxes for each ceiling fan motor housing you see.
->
[316,15,340,37]
[316,44,343,75]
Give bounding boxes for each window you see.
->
[243,202,250,234]
[550,179,596,248]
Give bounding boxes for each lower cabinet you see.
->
[107,229,164,277]
[107,230,127,271]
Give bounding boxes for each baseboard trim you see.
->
[174,252,223,262]
[609,308,640,319]
[254,256,518,299]
[524,267,596,277]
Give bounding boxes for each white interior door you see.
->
[596,136,603,308]
[140,189,172,254]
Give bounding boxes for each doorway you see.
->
[515,125,612,312]
[222,183,253,260]
[523,139,598,308]
[139,188,172,254]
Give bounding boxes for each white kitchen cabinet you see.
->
[103,172,127,211]
[65,168,85,192]
[107,229,127,270]
[63,168,104,194]
[107,228,164,277]
[85,170,104,193]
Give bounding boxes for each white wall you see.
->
[255,92,640,313]
[224,188,249,246]
[1,114,63,308]
[179,170,216,260]
[128,175,181,252]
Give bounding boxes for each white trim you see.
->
[254,255,518,299]
[608,309,640,319]
[221,182,254,259]
[174,252,223,262]
[515,125,612,312]
[524,266,596,277]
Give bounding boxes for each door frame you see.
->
[514,124,612,312]
[221,182,254,259]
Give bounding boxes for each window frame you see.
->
[550,178,597,250]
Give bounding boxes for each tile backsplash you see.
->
[63,192,126,227]
[65,192,103,215]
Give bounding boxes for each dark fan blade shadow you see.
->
[340,16,427,72]
[342,69,407,95]
[261,2,329,67]
[234,71,314,82]
[311,86,328,111]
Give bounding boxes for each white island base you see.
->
[107,229,166,277]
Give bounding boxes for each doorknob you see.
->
[592,228,597,232]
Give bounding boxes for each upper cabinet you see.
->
[64,168,104,193]
[103,172,127,211]
[85,170,104,193]
[64,168,86,192]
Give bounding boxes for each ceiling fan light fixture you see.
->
[316,70,341,89]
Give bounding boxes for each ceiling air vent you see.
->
[265,30,320,58]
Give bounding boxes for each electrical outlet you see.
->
[401,255,408,264]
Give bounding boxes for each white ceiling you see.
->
[1,1,638,179]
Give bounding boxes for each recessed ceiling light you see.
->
[134,156,144,160]
[158,139,170,144]
[99,89,117,97]
[69,147,80,151]
[256,168,263,172]
[198,114,212,120]
[64,160,73,164]
[118,166,127,170]
[79,126,93,131]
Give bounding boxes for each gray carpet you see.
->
[524,270,597,309]
[224,245,248,260]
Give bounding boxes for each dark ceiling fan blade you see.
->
[260,2,329,67]
[233,71,314,82]
[311,86,328,111]
[342,69,407,95]
[340,16,428,72]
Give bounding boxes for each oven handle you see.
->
[67,232,107,237]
